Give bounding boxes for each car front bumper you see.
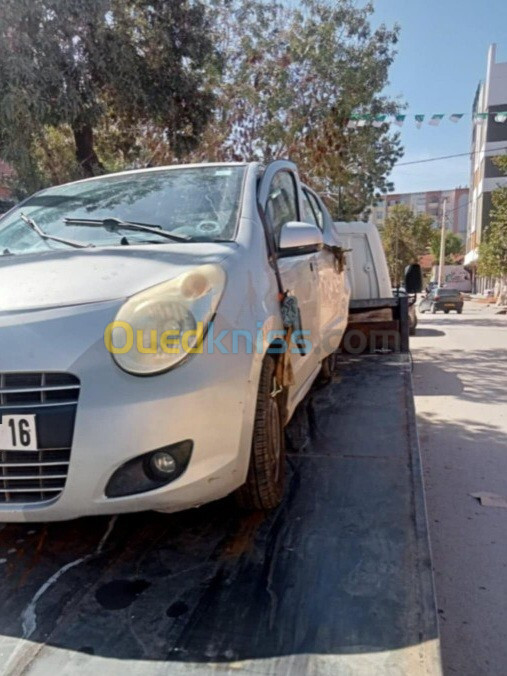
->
[0,301,257,522]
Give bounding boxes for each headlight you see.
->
[105,264,226,375]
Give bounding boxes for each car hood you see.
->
[0,243,235,313]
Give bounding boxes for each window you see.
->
[302,189,319,227]
[306,191,324,230]
[0,166,246,254]
[266,171,298,242]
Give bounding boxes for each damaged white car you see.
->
[0,160,349,521]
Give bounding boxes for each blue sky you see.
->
[371,0,507,194]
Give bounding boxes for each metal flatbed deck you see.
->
[0,355,441,675]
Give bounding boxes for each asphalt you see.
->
[412,301,507,676]
[0,355,440,675]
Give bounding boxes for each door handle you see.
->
[309,261,314,272]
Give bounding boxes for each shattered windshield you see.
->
[0,165,245,255]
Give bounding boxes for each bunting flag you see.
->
[415,114,425,129]
[428,114,445,127]
[345,110,507,130]
[372,114,387,128]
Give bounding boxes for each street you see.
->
[412,301,507,675]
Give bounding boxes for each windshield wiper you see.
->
[63,217,191,242]
[20,213,92,249]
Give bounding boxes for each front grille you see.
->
[0,372,80,504]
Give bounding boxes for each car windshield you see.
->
[0,165,245,255]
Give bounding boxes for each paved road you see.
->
[412,301,507,675]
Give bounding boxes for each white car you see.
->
[0,160,349,522]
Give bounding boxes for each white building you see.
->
[465,44,507,290]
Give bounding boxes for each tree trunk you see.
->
[497,275,507,307]
[72,124,104,177]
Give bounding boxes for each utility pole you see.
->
[438,199,447,287]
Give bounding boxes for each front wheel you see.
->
[457,308,463,314]
[235,356,285,510]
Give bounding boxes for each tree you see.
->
[479,156,507,305]
[196,0,403,219]
[430,231,464,263]
[0,0,216,193]
[381,205,433,286]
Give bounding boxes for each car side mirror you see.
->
[404,263,423,294]
[278,221,323,252]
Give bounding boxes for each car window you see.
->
[266,171,298,243]
[0,166,246,254]
[306,191,324,231]
[438,289,459,296]
[302,190,319,227]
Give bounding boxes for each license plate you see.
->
[0,415,38,451]
[444,303,454,307]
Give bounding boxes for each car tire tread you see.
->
[235,356,285,510]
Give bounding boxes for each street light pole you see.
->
[438,198,447,287]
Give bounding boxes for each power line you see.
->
[396,145,507,167]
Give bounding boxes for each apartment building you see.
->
[369,187,469,239]
[465,44,507,290]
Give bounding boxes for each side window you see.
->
[306,191,324,231]
[302,189,319,227]
[266,171,299,243]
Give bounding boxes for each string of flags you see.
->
[347,111,507,129]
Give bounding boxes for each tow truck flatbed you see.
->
[0,354,440,675]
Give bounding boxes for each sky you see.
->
[371,0,507,194]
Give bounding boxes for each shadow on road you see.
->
[415,328,446,337]
[413,349,507,404]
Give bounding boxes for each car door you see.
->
[303,188,349,356]
[258,161,321,399]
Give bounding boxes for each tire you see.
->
[431,304,437,314]
[235,356,285,510]
[457,308,463,314]
[317,353,334,385]
[444,310,450,314]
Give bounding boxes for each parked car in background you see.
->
[419,287,464,314]
[0,160,350,522]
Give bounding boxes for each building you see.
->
[465,44,507,292]
[368,188,469,239]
